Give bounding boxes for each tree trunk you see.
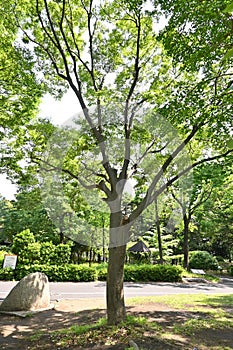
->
[107,244,126,325]
[183,214,190,269]
[155,199,163,264]
[59,230,64,244]
[106,211,128,325]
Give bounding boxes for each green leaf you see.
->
[226,138,233,149]
[223,2,233,14]
[223,48,233,60]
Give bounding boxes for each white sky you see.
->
[39,89,79,125]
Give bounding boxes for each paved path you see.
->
[0,278,233,301]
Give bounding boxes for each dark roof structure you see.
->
[128,241,150,253]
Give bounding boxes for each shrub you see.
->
[11,229,35,255]
[6,263,181,282]
[51,244,72,265]
[19,242,41,264]
[189,251,219,271]
[97,266,108,281]
[40,242,55,264]
[124,264,182,282]
[11,229,41,265]
[0,250,9,267]
[0,267,15,281]
[14,264,97,282]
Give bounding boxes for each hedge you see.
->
[0,267,15,281]
[14,264,97,282]
[0,263,182,282]
[124,264,182,282]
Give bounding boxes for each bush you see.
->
[11,230,72,266]
[0,250,9,267]
[2,262,181,282]
[40,242,56,264]
[20,242,41,264]
[97,266,108,281]
[51,244,72,265]
[189,251,219,271]
[14,264,97,282]
[11,229,41,264]
[11,229,35,255]
[124,264,182,282]
[0,267,15,281]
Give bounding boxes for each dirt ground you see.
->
[0,298,233,350]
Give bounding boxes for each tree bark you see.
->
[106,211,128,325]
[107,244,126,325]
[183,213,190,269]
[154,199,163,264]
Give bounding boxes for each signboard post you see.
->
[2,255,18,270]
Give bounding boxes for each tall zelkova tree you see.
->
[4,0,233,324]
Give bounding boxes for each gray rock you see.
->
[0,272,50,311]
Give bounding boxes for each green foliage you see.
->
[39,242,56,264]
[0,190,58,244]
[0,267,15,281]
[228,265,233,276]
[0,250,8,266]
[20,242,41,264]
[95,263,108,281]
[11,229,35,255]
[223,2,233,14]
[11,229,41,264]
[11,230,72,266]
[189,251,219,271]
[51,244,72,265]
[15,264,97,282]
[0,262,182,282]
[124,264,182,282]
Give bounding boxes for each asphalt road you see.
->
[0,278,233,301]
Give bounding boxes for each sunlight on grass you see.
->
[173,316,233,336]
[127,293,233,312]
[51,315,161,348]
[180,268,220,282]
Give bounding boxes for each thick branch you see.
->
[32,155,104,192]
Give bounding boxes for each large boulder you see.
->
[0,272,50,311]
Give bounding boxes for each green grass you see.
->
[173,316,233,336]
[180,267,220,282]
[127,293,233,311]
[50,315,160,348]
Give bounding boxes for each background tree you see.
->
[0,189,58,244]
[195,172,233,261]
